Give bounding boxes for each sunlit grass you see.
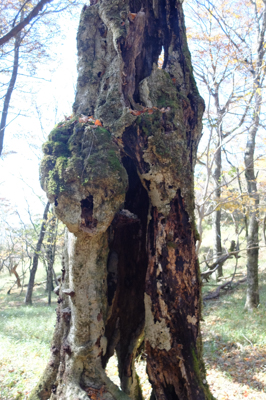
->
[203,274,266,350]
[0,262,60,400]
[0,250,266,399]
[0,302,56,400]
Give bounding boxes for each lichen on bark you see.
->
[32,0,215,399]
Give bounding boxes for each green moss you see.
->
[167,241,178,249]
[47,170,59,195]
[48,129,70,144]
[42,141,53,155]
[67,155,83,176]
[46,157,68,195]
[138,112,162,137]
[154,134,171,157]
[40,114,127,199]
[44,141,70,157]
[56,157,68,180]
[107,149,123,172]
[191,346,215,400]
[48,117,78,143]
[95,126,112,143]
[157,96,178,110]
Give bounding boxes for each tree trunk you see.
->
[0,18,22,156]
[46,215,57,305]
[10,264,22,288]
[32,1,214,399]
[212,144,222,279]
[243,34,263,310]
[25,201,50,305]
[244,128,259,310]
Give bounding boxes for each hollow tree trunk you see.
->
[32,1,214,399]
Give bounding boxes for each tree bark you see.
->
[10,264,21,288]
[0,23,22,156]
[244,127,259,310]
[25,201,50,305]
[46,215,57,305]
[212,144,222,279]
[243,4,265,309]
[32,1,214,399]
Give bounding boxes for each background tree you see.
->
[29,0,214,399]
[185,0,266,305]
[24,201,50,305]
[44,211,58,305]
[0,0,81,157]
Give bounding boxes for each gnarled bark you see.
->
[31,1,214,399]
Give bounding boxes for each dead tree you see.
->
[30,1,214,399]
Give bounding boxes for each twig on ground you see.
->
[241,334,253,346]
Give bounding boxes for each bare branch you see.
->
[0,0,53,47]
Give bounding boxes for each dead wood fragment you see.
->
[201,250,240,281]
[203,276,247,301]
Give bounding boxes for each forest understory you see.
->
[0,251,266,400]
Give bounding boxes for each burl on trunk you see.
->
[31,0,214,399]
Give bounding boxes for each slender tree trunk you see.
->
[244,0,266,310]
[46,215,57,305]
[31,1,214,399]
[211,83,224,280]
[25,201,50,305]
[243,4,265,308]
[0,21,22,156]
[10,264,21,288]
[244,127,259,310]
[212,144,223,279]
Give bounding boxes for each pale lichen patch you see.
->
[187,315,197,325]
[144,293,171,351]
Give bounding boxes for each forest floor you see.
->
[0,261,265,399]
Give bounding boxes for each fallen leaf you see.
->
[95,119,102,126]
[129,12,137,21]
[130,110,142,116]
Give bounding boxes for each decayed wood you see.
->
[32,0,214,399]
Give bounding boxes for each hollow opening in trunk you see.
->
[80,195,98,233]
[103,156,150,394]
